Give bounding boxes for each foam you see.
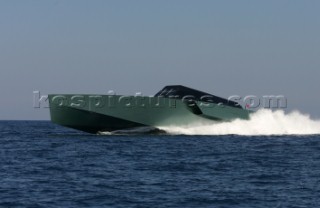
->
[159,109,320,136]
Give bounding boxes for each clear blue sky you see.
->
[1,0,319,120]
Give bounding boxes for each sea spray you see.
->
[159,109,320,136]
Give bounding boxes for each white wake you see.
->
[159,109,320,136]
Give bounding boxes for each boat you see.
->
[48,85,250,134]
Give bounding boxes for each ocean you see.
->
[1,113,320,207]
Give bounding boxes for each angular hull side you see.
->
[49,106,147,133]
[48,94,250,133]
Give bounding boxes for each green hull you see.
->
[49,92,250,134]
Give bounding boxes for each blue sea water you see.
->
[0,121,320,208]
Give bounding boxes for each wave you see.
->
[97,126,166,135]
[159,109,320,136]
